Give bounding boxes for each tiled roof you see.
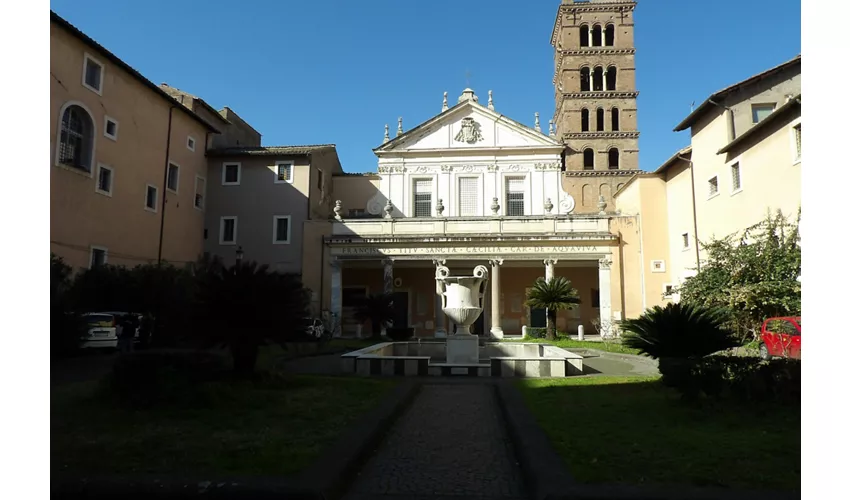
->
[206,145,336,157]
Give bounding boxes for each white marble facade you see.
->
[367,89,575,219]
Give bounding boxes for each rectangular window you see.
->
[273,215,291,244]
[95,164,113,196]
[708,176,718,197]
[505,176,525,216]
[166,163,180,193]
[82,53,104,94]
[104,116,118,141]
[145,184,158,212]
[220,217,237,245]
[194,176,206,210]
[663,284,675,298]
[682,232,690,249]
[794,124,801,160]
[222,163,241,185]
[90,247,107,268]
[187,136,196,152]
[413,178,432,217]
[730,162,741,192]
[276,161,293,183]
[751,103,775,123]
[458,177,479,217]
[317,169,324,191]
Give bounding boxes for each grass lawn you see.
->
[52,375,396,477]
[505,337,642,356]
[517,376,800,491]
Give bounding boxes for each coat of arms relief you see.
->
[453,117,484,144]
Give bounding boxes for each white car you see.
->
[81,313,118,349]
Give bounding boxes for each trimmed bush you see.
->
[386,327,414,341]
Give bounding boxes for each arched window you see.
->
[591,25,602,47]
[593,66,604,91]
[606,66,617,91]
[611,107,620,131]
[608,148,620,170]
[583,148,595,170]
[605,24,615,46]
[580,67,591,92]
[57,104,95,172]
[596,108,605,131]
[581,109,590,132]
[579,25,589,47]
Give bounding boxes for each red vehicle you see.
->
[759,316,801,360]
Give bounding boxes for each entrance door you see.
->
[391,292,409,328]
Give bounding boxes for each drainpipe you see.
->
[677,154,701,272]
[708,98,736,142]
[157,106,175,265]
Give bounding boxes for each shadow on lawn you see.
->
[517,376,800,492]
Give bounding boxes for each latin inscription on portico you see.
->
[334,245,602,257]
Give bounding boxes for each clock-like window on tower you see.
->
[591,24,603,46]
[596,108,605,131]
[611,108,620,131]
[608,148,620,170]
[605,24,615,46]
[581,109,590,132]
[580,67,591,92]
[583,149,595,170]
[593,67,604,91]
[579,25,589,47]
[606,66,617,91]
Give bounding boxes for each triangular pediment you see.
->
[374,99,562,154]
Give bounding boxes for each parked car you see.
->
[759,316,801,360]
[80,313,118,349]
[102,311,143,341]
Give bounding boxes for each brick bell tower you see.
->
[551,0,640,213]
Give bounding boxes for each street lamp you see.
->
[235,245,244,263]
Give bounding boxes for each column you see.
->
[433,258,447,337]
[589,72,595,92]
[602,70,608,91]
[489,258,504,339]
[598,257,613,337]
[544,258,558,283]
[382,258,394,295]
[330,259,342,338]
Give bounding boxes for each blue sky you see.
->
[51,0,801,173]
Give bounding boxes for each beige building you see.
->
[50,11,219,270]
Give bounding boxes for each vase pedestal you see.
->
[447,334,480,364]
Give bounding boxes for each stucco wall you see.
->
[50,23,209,270]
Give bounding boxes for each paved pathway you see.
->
[343,383,528,500]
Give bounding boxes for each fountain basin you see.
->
[341,341,584,377]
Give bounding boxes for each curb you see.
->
[296,379,421,500]
[494,379,575,500]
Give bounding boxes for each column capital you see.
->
[544,258,558,266]
[329,257,342,269]
[432,257,447,266]
[382,258,394,267]
[599,256,613,270]
[489,258,504,267]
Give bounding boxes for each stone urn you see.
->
[435,265,489,364]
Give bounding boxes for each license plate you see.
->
[93,331,110,338]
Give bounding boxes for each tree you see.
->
[675,209,801,343]
[354,293,394,340]
[524,276,581,340]
[191,257,311,377]
[51,254,84,357]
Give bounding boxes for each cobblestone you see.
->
[343,383,527,499]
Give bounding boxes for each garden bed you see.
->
[51,375,397,477]
[516,376,800,490]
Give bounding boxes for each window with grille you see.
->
[413,179,432,217]
[276,162,293,183]
[794,124,801,160]
[730,162,741,191]
[708,176,718,197]
[58,105,94,171]
[505,177,525,216]
[458,177,479,216]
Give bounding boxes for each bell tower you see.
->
[551,0,640,213]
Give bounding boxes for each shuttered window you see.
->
[458,177,479,217]
[413,179,432,217]
[505,176,525,216]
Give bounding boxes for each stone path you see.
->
[342,383,528,500]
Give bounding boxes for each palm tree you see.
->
[354,293,395,340]
[525,276,581,340]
